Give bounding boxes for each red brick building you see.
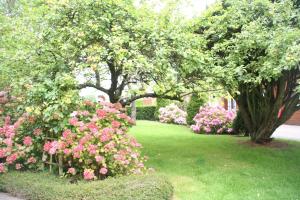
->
[286,110,300,125]
[222,97,300,126]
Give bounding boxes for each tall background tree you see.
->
[195,0,300,143]
[37,0,203,106]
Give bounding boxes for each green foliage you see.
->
[127,106,156,121]
[195,0,300,142]
[37,0,198,104]
[0,171,173,200]
[196,0,300,92]
[232,110,248,136]
[0,1,48,89]
[186,94,205,125]
[23,73,80,136]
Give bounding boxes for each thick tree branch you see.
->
[120,92,182,106]
[77,83,108,93]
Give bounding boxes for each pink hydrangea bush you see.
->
[0,115,40,173]
[43,100,147,180]
[159,104,187,125]
[191,106,235,134]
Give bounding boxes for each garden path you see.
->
[0,193,23,200]
[272,125,300,141]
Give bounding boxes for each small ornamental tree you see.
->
[195,0,300,143]
[191,106,235,134]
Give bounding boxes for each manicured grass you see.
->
[130,121,300,200]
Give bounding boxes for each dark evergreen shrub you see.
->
[186,94,205,125]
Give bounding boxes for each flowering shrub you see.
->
[158,103,187,125]
[0,115,40,173]
[191,106,235,134]
[43,100,147,180]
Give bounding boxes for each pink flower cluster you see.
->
[159,104,187,125]
[191,106,235,134]
[43,100,146,180]
[0,116,38,173]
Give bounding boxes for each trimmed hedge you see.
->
[127,106,156,121]
[0,172,173,200]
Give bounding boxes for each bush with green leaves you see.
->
[0,171,173,200]
[42,100,147,180]
[155,98,174,119]
[186,94,205,125]
[127,106,156,121]
[159,104,187,125]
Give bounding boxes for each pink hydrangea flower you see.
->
[87,123,98,133]
[0,163,5,173]
[81,110,90,116]
[33,128,42,136]
[99,167,108,175]
[0,149,5,158]
[27,157,37,164]
[43,141,52,152]
[15,163,22,170]
[49,141,59,155]
[83,169,95,180]
[96,109,106,119]
[6,153,18,164]
[204,127,211,133]
[100,128,113,142]
[62,129,72,139]
[73,144,84,153]
[63,148,72,155]
[112,120,121,128]
[217,128,224,133]
[95,155,104,163]
[227,128,233,133]
[4,138,13,147]
[23,136,33,146]
[67,167,76,175]
[191,106,236,134]
[69,117,78,126]
[88,144,97,155]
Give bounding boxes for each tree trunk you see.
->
[234,69,300,143]
[131,101,137,121]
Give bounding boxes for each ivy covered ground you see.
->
[131,121,300,200]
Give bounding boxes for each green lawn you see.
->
[130,121,300,200]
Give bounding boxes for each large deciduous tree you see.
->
[195,0,300,143]
[39,0,201,106]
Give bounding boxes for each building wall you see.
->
[285,110,300,125]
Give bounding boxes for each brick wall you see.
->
[285,110,300,125]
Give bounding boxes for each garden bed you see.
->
[0,172,173,200]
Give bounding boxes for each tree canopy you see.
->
[194,0,300,142]
[34,0,203,105]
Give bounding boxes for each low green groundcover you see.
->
[0,172,173,200]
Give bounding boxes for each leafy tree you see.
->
[39,0,201,106]
[0,0,48,89]
[195,0,300,143]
